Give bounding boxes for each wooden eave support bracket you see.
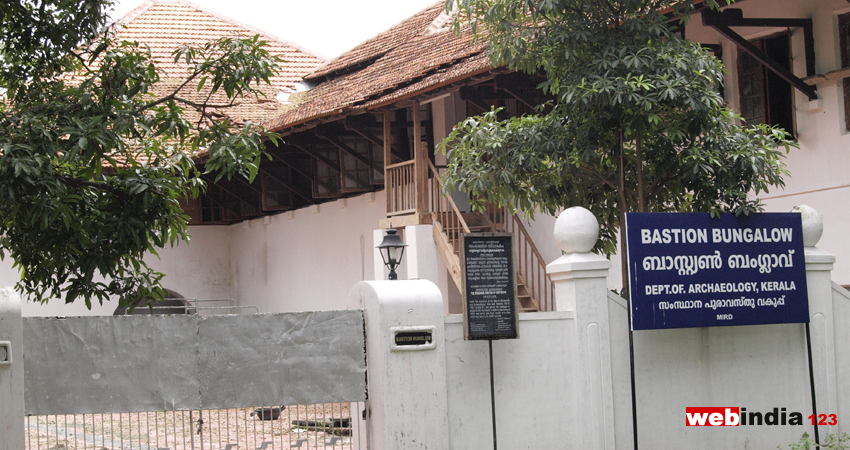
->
[493,74,545,110]
[288,142,341,173]
[702,8,817,100]
[269,143,345,198]
[343,117,407,163]
[265,147,315,181]
[315,130,383,177]
[257,166,316,205]
[201,174,261,217]
[458,86,491,112]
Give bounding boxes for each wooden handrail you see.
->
[426,159,472,290]
[427,159,471,234]
[385,160,415,170]
[386,161,416,215]
[425,162,553,311]
[490,206,555,312]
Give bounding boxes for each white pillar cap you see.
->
[790,205,823,247]
[554,206,599,254]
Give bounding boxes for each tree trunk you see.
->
[617,131,630,300]
[635,132,646,213]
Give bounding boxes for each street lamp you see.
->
[376,228,407,280]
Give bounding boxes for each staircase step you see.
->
[432,208,545,314]
[461,213,495,233]
[517,293,539,312]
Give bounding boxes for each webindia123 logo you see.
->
[685,407,838,426]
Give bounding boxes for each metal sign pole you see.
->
[489,339,497,450]
[628,325,639,450]
[805,323,821,446]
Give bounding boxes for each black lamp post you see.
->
[376,228,407,280]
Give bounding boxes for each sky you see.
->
[109,0,441,60]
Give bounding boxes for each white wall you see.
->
[0,263,122,317]
[833,283,850,434]
[229,191,386,313]
[517,0,850,292]
[0,224,233,317]
[444,312,579,450]
[634,323,813,448]
[619,281,850,449]
[368,245,849,450]
[686,0,850,285]
[3,191,385,316]
[145,225,232,301]
[762,191,850,287]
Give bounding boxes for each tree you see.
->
[0,0,281,308]
[442,0,796,292]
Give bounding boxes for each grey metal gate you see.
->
[23,311,368,450]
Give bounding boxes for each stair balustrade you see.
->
[427,160,470,288]
[386,160,416,216]
[488,206,555,312]
[425,161,554,312]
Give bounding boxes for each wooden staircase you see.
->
[427,161,554,312]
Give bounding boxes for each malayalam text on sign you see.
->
[626,213,808,330]
[462,233,518,340]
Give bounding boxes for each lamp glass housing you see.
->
[376,228,407,280]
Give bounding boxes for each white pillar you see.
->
[373,229,389,280]
[794,205,839,437]
[0,287,24,450]
[351,280,449,450]
[546,207,616,450]
[404,224,440,282]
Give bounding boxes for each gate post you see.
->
[795,205,840,436]
[546,207,616,450]
[0,287,24,450]
[351,280,448,450]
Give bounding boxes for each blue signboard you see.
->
[626,213,808,330]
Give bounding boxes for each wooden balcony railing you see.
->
[385,160,416,216]
[427,160,470,287]
[489,206,555,312]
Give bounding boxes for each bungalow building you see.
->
[8,0,850,316]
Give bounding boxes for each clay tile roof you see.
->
[304,2,446,81]
[265,9,493,133]
[114,0,325,123]
[364,51,491,109]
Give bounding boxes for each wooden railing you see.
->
[386,160,416,216]
[427,160,470,288]
[489,206,555,312]
[421,161,553,311]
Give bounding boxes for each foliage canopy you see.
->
[442,0,796,286]
[0,0,281,308]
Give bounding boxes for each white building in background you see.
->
[5,0,850,316]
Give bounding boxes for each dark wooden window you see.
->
[260,165,293,211]
[313,148,340,198]
[180,196,203,225]
[340,137,372,193]
[216,181,260,221]
[840,12,850,131]
[203,186,227,222]
[737,33,795,135]
[370,142,384,184]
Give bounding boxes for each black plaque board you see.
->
[461,233,519,340]
[394,331,433,346]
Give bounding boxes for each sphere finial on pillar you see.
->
[553,207,599,254]
[790,205,823,247]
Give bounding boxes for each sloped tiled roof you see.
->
[304,3,446,81]
[265,5,494,133]
[114,0,325,123]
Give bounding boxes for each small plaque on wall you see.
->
[461,233,519,340]
[390,326,437,351]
